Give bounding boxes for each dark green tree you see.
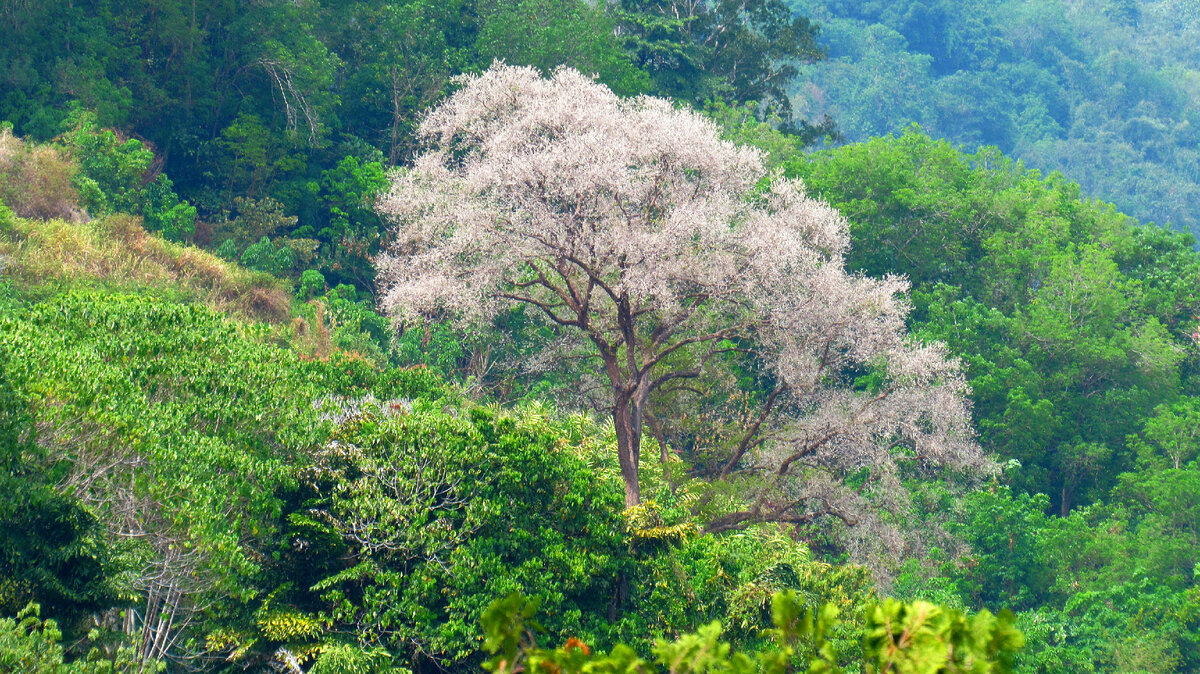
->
[618,0,823,124]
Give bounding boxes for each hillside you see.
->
[788,0,1200,236]
[0,134,1020,672]
[1,2,1199,673]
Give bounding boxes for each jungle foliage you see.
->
[1,1,1199,673]
[771,128,1200,673]
[0,0,823,292]
[788,0,1200,237]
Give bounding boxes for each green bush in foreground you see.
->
[0,604,161,673]
[482,591,1024,674]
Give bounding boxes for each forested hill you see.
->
[2,1,1200,673]
[788,0,1200,236]
[0,0,821,292]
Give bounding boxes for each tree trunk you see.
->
[613,394,642,507]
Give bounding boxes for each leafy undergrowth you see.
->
[0,283,887,672]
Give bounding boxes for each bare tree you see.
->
[376,64,987,521]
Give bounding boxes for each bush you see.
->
[261,402,627,670]
[240,236,295,276]
[0,128,82,221]
[60,109,195,239]
[0,604,75,673]
[0,604,160,673]
[299,269,326,299]
[0,198,14,231]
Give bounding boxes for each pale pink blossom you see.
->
[377,64,988,527]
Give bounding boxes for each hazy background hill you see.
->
[787,0,1200,236]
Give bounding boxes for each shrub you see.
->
[240,236,295,276]
[60,109,195,239]
[0,198,14,231]
[0,604,162,673]
[299,269,326,299]
[0,128,82,221]
[267,403,628,671]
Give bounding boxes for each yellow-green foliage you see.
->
[0,603,164,672]
[625,500,700,545]
[0,198,13,230]
[309,643,406,674]
[254,609,326,642]
[862,599,1024,673]
[0,212,291,323]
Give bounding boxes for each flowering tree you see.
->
[376,64,986,523]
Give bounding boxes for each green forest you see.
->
[788,0,1200,236]
[0,1,1197,673]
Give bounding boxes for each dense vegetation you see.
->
[0,199,998,672]
[0,0,823,293]
[781,129,1200,673]
[1,1,1198,673]
[788,0,1200,236]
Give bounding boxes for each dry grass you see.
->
[0,213,293,323]
[0,128,295,327]
[0,129,85,222]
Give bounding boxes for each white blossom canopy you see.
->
[377,63,989,526]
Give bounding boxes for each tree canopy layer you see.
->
[780,129,1200,516]
[0,0,828,295]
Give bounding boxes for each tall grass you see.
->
[0,128,83,222]
[0,213,292,323]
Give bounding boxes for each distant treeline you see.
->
[789,0,1200,236]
